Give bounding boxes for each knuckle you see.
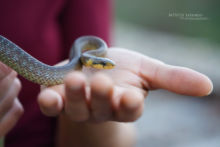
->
[0,72,18,99]
[13,78,22,92]
[0,104,11,118]
[0,79,22,111]
[65,107,89,122]
[0,62,12,80]
[0,99,14,119]
[13,103,24,118]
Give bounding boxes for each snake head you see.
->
[99,58,116,69]
[81,56,115,69]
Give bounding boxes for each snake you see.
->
[0,35,115,86]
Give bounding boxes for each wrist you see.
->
[56,114,136,147]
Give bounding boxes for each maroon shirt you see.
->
[0,0,111,146]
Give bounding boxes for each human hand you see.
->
[38,48,213,122]
[0,62,23,137]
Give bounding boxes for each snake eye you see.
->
[102,59,115,69]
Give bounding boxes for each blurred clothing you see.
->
[0,0,111,146]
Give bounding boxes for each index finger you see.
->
[140,56,213,96]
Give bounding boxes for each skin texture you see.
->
[36,48,213,146]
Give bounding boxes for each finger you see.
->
[38,89,63,116]
[0,78,21,119]
[64,72,89,122]
[0,62,12,80]
[90,73,114,122]
[0,71,17,99]
[140,57,213,96]
[37,59,68,116]
[0,98,23,137]
[115,89,144,122]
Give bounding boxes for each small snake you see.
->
[0,35,115,86]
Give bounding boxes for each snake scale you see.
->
[0,35,115,86]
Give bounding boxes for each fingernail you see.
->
[206,81,214,96]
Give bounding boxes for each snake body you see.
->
[0,35,115,86]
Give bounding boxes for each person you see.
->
[0,0,213,147]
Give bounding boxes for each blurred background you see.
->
[0,1,219,147]
[114,0,220,147]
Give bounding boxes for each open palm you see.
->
[38,48,213,122]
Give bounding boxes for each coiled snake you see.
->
[0,35,115,86]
